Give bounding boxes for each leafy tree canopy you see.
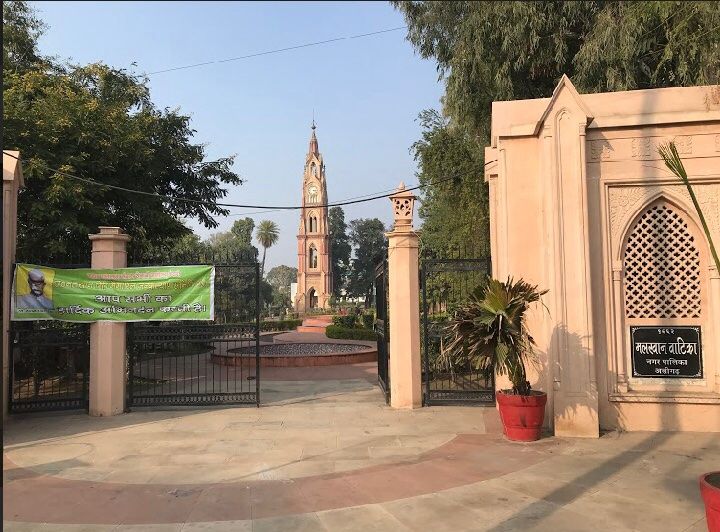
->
[230,217,254,247]
[328,206,351,296]
[3,1,242,259]
[266,265,298,311]
[347,218,387,304]
[394,1,720,258]
[206,229,257,261]
[266,265,297,293]
[2,0,46,72]
[394,1,720,136]
[412,110,489,258]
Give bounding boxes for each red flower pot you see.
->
[496,390,547,442]
[700,472,720,532]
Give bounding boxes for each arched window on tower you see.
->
[309,245,318,269]
[310,162,317,177]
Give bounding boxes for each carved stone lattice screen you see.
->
[623,202,701,319]
[393,198,412,218]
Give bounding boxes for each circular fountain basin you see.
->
[212,342,377,367]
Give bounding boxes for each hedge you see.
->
[332,314,358,328]
[260,319,303,332]
[361,312,375,329]
[325,325,378,341]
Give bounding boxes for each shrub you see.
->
[332,315,357,328]
[306,308,331,316]
[326,325,378,341]
[260,319,303,332]
[443,277,547,395]
[361,312,375,329]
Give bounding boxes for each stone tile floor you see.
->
[3,363,718,531]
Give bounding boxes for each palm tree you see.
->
[255,220,279,278]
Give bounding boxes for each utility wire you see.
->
[146,26,407,76]
[3,151,473,211]
[225,184,408,217]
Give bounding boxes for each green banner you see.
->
[12,263,214,322]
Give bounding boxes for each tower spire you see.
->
[309,120,319,155]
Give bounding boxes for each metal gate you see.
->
[421,256,495,405]
[374,259,389,403]
[9,257,90,413]
[127,251,260,407]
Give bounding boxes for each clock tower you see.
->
[294,122,332,311]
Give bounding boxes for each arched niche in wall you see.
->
[611,194,712,394]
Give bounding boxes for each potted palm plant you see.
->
[442,277,548,441]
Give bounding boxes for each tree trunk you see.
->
[261,247,267,278]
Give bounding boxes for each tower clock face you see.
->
[307,185,318,203]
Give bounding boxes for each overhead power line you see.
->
[225,184,410,217]
[146,26,408,76]
[3,151,472,212]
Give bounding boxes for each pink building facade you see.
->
[485,77,720,435]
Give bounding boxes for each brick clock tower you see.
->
[294,123,332,312]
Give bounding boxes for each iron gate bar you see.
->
[421,256,494,406]
[374,259,389,404]
[255,261,260,407]
[9,259,91,414]
[126,251,261,409]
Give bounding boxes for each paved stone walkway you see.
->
[3,365,718,531]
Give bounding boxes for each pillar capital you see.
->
[89,226,131,243]
[389,182,417,232]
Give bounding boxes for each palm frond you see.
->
[658,141,720,274]
[441,276,546,395]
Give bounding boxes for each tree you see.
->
[230,217,255,247]
[266,265,298,311]
[328,207,351,297]
[3,1,242,258]
[259,280,274,314]
[206,231,253,259]
[266,265,298,293]
[412,109,489,258]
[393,1,720,257]
[3,0,47,73]
[139,233,211,263]
[255,220,279,278]
[347,218,387,305]
[393,1,720,137]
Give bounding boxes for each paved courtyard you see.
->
[3,364,717,531]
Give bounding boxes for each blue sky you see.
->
[32,1,443,270]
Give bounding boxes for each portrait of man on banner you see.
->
[15,266,55,310]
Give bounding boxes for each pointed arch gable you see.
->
[614,189,707,261]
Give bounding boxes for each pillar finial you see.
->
[389,182,416,231]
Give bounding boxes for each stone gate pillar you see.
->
[3,151,24,421]
[386,183,422,408]
[89,227,130,416]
